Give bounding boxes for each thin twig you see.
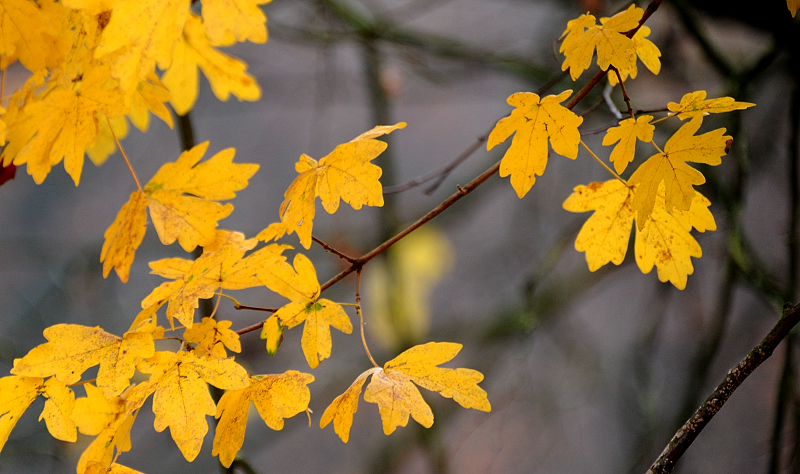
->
[646,303,800,474]
[312,236,357,263]
[611,67,635,119]
[356,268,379,368]
[109,117,143,192]
[383,134,487,195]
[602,82,624,120]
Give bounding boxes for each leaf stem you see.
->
[1,67,5,106]
[580,139,627,185]
[650,139,665,155]
[312,236,357,263]
[108,117,143,192]
[356,268,379,368]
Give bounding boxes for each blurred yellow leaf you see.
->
[162,13,261,115]
[488,90,583,198]
[101,190,148,283]
[201,0,271,44]
[213,371,314,467]
[260,315,284,356]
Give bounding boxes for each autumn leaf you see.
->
[10,324,155,399]
[487,90,583,198]
[259,253,353,368]
[75,390,138,474]
[635,183,715,290]
[667,90,755,121]
[562,179,634,271]
[261,314,284,356]
[144,141,258,251]
[321,342,490,442]
[39,377,77,442]
[790,0,799,17]
[279,123,405,248]
[0,375,43,451]
[184,317,242,358]
[628,117,730,228]
[607,26,661,85]
[8,61,128,185]
[559,4,642,80]
[162,13,261,115]
[319,368,379,443]
[602,115,654,174]
[101,190,148,283]
[0,0,60,71]
[563,179,716,289]
[201,0,271,44]
[125,351,249,461]
[94,0,190,92]
[213,371,314,467]
[142,242,289,328]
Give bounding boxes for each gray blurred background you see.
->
[1,0,799,473]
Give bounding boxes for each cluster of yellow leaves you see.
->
[559,4,660,83]
[0,0,265,185]
[320,342,491,442]
[1,313,315,471]
[562,91,754,289]
[277,123,406,248]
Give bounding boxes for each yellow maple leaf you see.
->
[101,190,148,283]
[667,90,755,121]
[559,4,642,80]
[790,0,799,16]
[562,180,635,271]
[129,73,175,132]
[321,342,490,442]
[602,115,654,174]
[563,179,716,289]
[487,90,583,198]
[607,26,661,85]
[94,0,189,92]
[87,116,129,166]
[279,123,405,248]
[143,141,258,252]
[124,351,249,461]
[259,253,353,368]
[0,375,43,451]
[10,324,155,399]
[319,368,378,443]
[213,371,314,467]
[39,378,77,442]
[72,384,122,436]
[0,0,60,71]
[628,117,730,228]
[76,397,137,474]
[261,314,284,356]
[201,0,271,45]
[8,61,128,185]
[162,13,261,116]
[184,317,241,358]
[142,242,289,328]
[635,183,715,289]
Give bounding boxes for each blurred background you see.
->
[1,0,799,472]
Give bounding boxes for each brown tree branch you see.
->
[646,302,800,474]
